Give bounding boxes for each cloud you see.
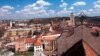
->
[36,0,51,6]
[0,5,14,16]
[1,5,14,9]
[57,8,71,17]
[13,0,53,19]
[88,0,100,16]
[72,1,86,6]
[79,9,99,16]
[48,10,55,14]
[94,0,100,9]
[94,4,100,9]
[60,2,68,8]
[59,8,67,13]
[1,0,100,19]
[0,5,14,12]
[59,1,72,17]
[88,9,93,12]
[82,0,100,16]
[69,6,74,10]
[16,0,51,15]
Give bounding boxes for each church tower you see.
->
[68,13,75,27]
[10,21,13,28]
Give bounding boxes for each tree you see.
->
[0,28,6,37]
[28,30,32,37]
[28,46,34,52]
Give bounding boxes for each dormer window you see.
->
[91,30,99,37]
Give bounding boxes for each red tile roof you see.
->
[34,35,43,46]
[16,33,60,46]
[16,38,25,42]
[92,27,100,31]
[25,38,36,44]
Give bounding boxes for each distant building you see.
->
[42,34,61,56]
[3,28,34,39]
[34,36,43,52]
[15,23,27,27]
[15,32,61,56]
[15,38,36,52]
[10,21,13,29]
[68,13,75,27]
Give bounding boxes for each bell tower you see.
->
[68,13,75,27]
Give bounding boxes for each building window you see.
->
[36,46,38,48]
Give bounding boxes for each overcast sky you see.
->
[0,0,100,19]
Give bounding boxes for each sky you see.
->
[0,0,100,20]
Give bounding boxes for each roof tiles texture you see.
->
[57,25,100,55]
